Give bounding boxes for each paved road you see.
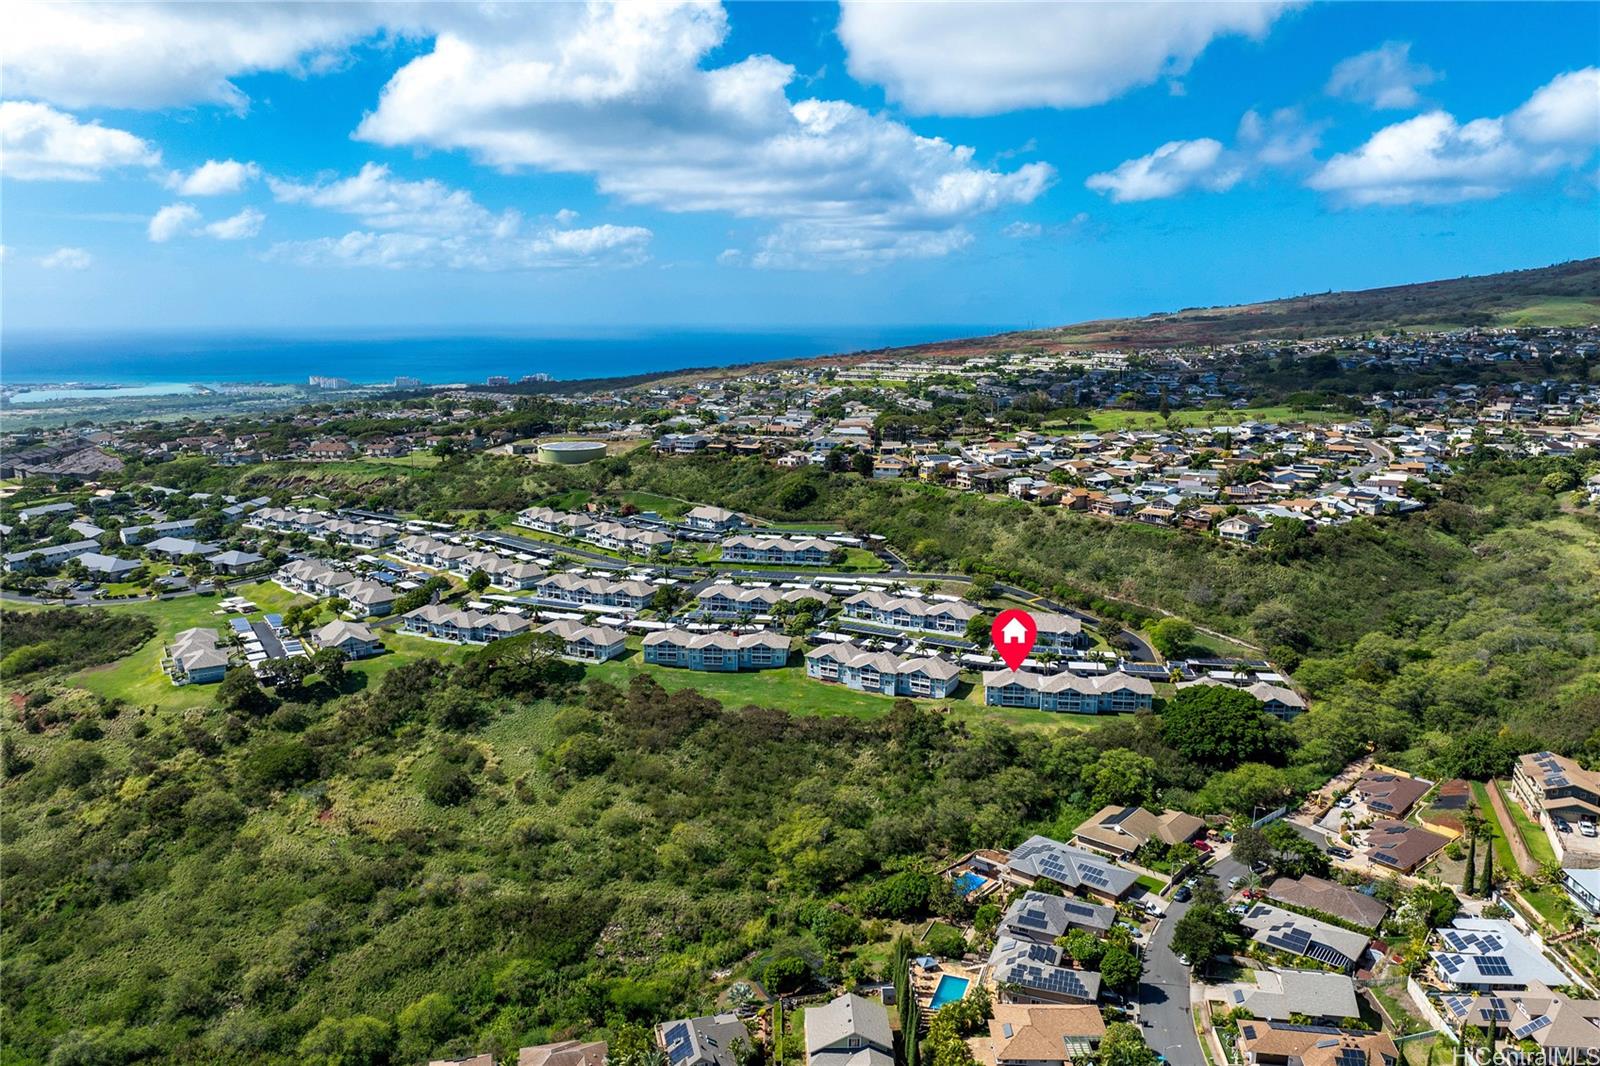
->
[1140,897,1203,1065]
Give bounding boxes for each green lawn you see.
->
[1495,780,1559,866]
[584,645,1103,730]
[1470,781,1520,874]
[67,581,314,711]
[696,545,887,572]
[343,629,473,690]
[504,525,636,561]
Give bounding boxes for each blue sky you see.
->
[3,1,1597,333]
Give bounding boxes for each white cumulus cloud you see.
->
[268,223,652,271]
[170,158,260,195]
[1325,42,1440,110]
[204,207,266,240]
[1309,67,1600,205]
[836,1,1291,116]
[148,203,202,242]
[266,162,649,270]
[352,1,1052,267]
[2,1,431,111]
[1086,139,1243,203]
[0,100,160,181]
[1086,108,1321,202]
[40,246,94,270]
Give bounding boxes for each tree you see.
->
[1148,617,1195,659]
[1479,841,1494,897]
[1262,821,1329,879]
[218,667,271,716]
[1461,808,1482,895]
[964,613,994,647]
[311,648,347,690]
[263,655,313,695]
[1099,945,1142,992]
[1161,685,1290,770]
[1096,1022,1159,1066]
[1231,827,1271,872]
[1081,748,1157,808]
[1059,929,1104,968]
[465,569,491,594]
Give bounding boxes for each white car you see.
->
[1582,821,1597,838]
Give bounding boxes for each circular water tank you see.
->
[538,440,607,465]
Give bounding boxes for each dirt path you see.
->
[1485,778,1538,876]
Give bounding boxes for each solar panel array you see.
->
[1477,956,1514,978]
[1000,957,1095,1000]
[1441,994,1473,1019]
[1485,997,1510,1020]
[664,1024,694,1066]
[1512,1014,1553,1039]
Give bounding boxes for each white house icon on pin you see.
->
[1001,617,1029,643]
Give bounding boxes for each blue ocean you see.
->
[1,326,1006,387]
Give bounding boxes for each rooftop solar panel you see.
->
[1477,956,1514,978]
[1512,1014,1553,1039]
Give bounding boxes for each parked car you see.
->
[1174,954,1190,967]
[1250,860,1269,874]
[1173,884,1192,902]
[1336,796,1355,809]
[1556,818,1571,833]
[1229,875,1246,890]
[1582,821,1597,838]
[1329,846,1353,859]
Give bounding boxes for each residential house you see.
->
[1232,1021,1397,1066]
[805,993,893,1066]
[1001,836,1139,900]
[721,535,838,566]
[120,518,198,545]
[165,627,229,685]
[402,605,531,644]
[537,620,627,662]
[1352,771,1432,817]
[1563,867,1600,915]
[1071,805,1205,861]
[143,536,220,559]
[4,539,100,573]
[981,670,1153,714]
[972,1005,1104,1066]
[996,890,1115,943]
[1364,819,1449,873]
[840,591,978,635]
[206,549,265,575]
[1033,613,1089,653]
[804,644,960,698]
[1512,751,1600,843]
[694,584,832,616]
[534,574,656,612]
[683,505,745,532]
[313,620,382,659]
[643,629,791,671]
[308,439,354,460]
[987,938,1101,1005]
[1430,918,1567,991]
[1240,904,1371,972]
[1209,969,1360,1024]
[77,552,142,580]
[517,1040,608,1066]
[1217,514,1267,544]
[1263,875,1388,932]
[1436,988,1600,1063]
[655,1014,750,1066]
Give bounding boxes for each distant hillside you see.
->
[885,258,1600,358]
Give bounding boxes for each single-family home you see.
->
[805,993,893,1066]
[1233,1021,1397,1066]
[1240,904,1371,972]
[683,505,745,533]
[313,620,382,659]
[656,1014,750,1066]
[972,1005,1104,1066]
[1071,805,1205,860]
[165,628,230,685]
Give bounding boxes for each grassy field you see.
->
[584,646,1102,730]
[1043,406,1346,432]
[696,545,887,572]
[1495,779,1559,866]
[66,581,314,711]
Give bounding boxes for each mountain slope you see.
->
[895,257,1600,356]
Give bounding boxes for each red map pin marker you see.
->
[991,609,1038,670]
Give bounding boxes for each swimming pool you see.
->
[952,872,988,897]
[929,974,970,1010]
